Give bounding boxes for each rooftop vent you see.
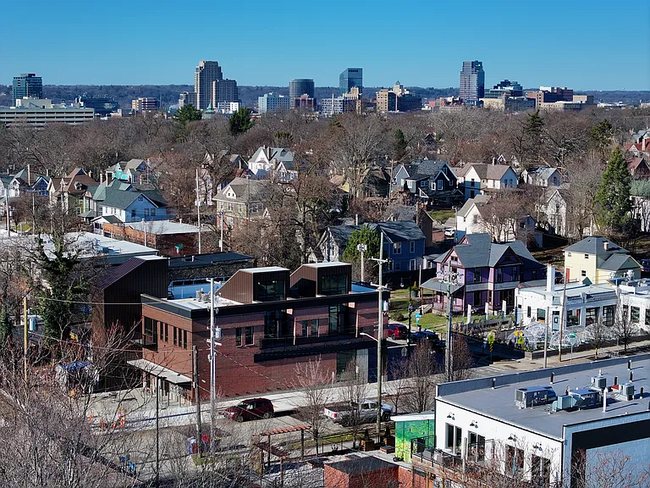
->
[591,375,606,390]
[515,386,557,409]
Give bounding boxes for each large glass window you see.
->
[256,279,285,301]
[236,327,242,346]
[245,326,254,345]
[468,432,485,462]
[537,309,546,322]
[393,242,402,254]
[631,306,640,323]
[531,455,551,487]
[567,309,580,327]
[585,308,598,326]
[603,305,615,326]
[329,305,345,335]
[320,274,347,296]
[264,310,284,338]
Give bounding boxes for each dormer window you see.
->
[75,183,82,190]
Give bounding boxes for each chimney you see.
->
[546,264,555,292]
[604,240,609,251]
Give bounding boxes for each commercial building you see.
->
[376,82,421,112]
[212,78,238,104]
[484,79,523,98]
[320,95,348,116]
[194,61,223,110]
[416,354,650,487]
[136,262,384,399]
[131,97,159,112]
[289,79,315,100]
[12,73,43,101]
[339,68,363,96]
[178,92,197,108]
[459,60,485,101]
[292,94,316,111]
[258,93,291,113]
[77,97,119,117]
[0,98,94,127]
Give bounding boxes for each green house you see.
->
[393,412,435,462]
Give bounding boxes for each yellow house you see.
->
[564,236,641,285]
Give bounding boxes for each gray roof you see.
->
[457,194,490,218]
[214,177,271,202]
[527,167,559,180]
[564,236,627,255]
[437,353,650,440]
[443,233,542,270]
[600,253,639,271]
[384,205,416,222]
[324,221,426,249]
[327,456,395,475]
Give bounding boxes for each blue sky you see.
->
[2,0,649,90]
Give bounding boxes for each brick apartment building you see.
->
[136,262,384,400]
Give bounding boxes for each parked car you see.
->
[224,398,274,422]
[386,324,408,340]
[411,330,443,347]
[324,399,392,426]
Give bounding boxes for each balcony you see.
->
[254,332,375,362]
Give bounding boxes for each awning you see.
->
[127,358,192,384]
[421,278,463,294]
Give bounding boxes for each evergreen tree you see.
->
[393,129,408,161]
[0,306,11,346]
[590,119,614,156]
[514,110,545,167]
[596,146,631,231]
[175,104,202,123]
[229,107,254,136]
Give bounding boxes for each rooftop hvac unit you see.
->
[621,383,634,398]
[195,290,204,301]
[551,395,573,412]
[591,375,607,390]
[515,386,557,409]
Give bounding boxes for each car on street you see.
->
[386,324,408,340]
[323,399,393,426]
[224,398,274,422]
[411,330,443,347]
[641,259,650,274]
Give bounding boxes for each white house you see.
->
[522,167,562,187]
[247,146,297,181]
[454,162,518,201]
[423,355,650,487]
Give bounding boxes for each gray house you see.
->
[390,159,463,206]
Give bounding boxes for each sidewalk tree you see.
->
[292,356,331,455]
[402,342,438,413]
[596,146,632,234]
[340,358,368,448]
[614,307,637,354]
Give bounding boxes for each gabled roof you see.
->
[457,194,490,218]
[463,163,513,180]
[375,221,425,242]
[564,236,627,255]
[443,233,542,270]
[599,254,640,272]
[398,159,451,180]
[214,177,271,202]
[526,167,560,180]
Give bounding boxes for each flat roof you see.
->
[303,261,349,268]
[171,295,241,310]
[124,220,200,235]
[240,266,288,273]
[438,354,650,440]
[519,282,616,299]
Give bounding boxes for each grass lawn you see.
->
[427,209,455,223]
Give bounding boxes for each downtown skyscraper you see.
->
[194,61,223,110]
[459,61,485,101]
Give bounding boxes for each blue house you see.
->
[106,159,148,184]
[317,221,427,281]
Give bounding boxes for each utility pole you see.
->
[196,168,202,254]
[155,376,160,487]
[558,278,567,362]
[23,296,28,383]
[370,233,389,442]
[216,210,226,252]
[444,269,458,380]
[357,243,367,282]
[5,194,10,236]
[193,345,202,455]
[209,278,218,454]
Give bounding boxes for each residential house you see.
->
[247,146,297,182]
[105,159,148,184]
[390,159,462,206]
[454,162,518,201]
[421,233,545,314]
[625,129,650,158]
[454,194,538,246]
[47,168,98,214]
[564,236,641,284]
[213,177,272,226]
[134,262,384,399]
[628,156,650,178]
[0,167,49,199]
[521,167,562,187]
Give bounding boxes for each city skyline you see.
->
[1,0,649,91]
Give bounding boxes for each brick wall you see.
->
[103,222,208,256]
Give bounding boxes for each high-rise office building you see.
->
[194,61,223,110]
[258,93,291,113]
[213,79,238,104]
[459,61,485,101]
[289,79,315,100]
[13,73,43,102]
[339,68,363,96]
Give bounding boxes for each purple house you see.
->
[421,233,545,314]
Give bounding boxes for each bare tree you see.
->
[441,334,474,383]
[614,305,639,354]
[339,358,368,448]
[292,356,332,455]
[402,343,438,413]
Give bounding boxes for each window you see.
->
[409,259,416,271]
[419,180,427,187]
[568,252,572,257]
[631,306,640,323]
[585,307,599,326]
[468,432,485,462]
[328,305,345,335]
[496,268,503,283]
[474,291,481,305]
[227,202,233,211]
[144,317,156,344]
[151,208,156,216]
[531,455,551,487]
[144,208,150,217]
[622,305,629,321]
[311,319,319,336]
[256,279,285,301]
[236,327,242,346]
[603,305,615,326]
[320,274,347,295]
[567,309,580,326]
[506,445,524,474]
[527,306,531,318]
[301,321,308,337]
[474,269,482,283]
[537,309,546,322]
[264,310,284,338]
[584,254,589,259]
[645,310,650,327]
[581,270,587,277]
[183,330,188,349]
[445,424,462,454]
[131,209,136,218]
[410,241,415,253]
[437,179,444,190]
[393,242,402,254]
[245,326,253,345]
